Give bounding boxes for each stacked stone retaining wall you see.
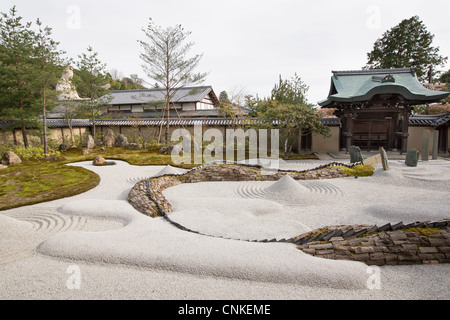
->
[296,225,450,266]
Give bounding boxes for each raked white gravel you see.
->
[0,159,449,299]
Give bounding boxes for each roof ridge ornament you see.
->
[372,74,396,83]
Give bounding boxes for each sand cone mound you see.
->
[265,174,309,194]
[155,165,185,176]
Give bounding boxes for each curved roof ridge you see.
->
[332,68,415,77]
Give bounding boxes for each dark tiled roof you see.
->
[321,117,341,126]
[409,113,450,127]
[48,119,92,127]
[0,116,345,129]
[0,119,91,129]
[96,118,258,127]
[107,86,220,106]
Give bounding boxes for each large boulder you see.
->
[115,134,129,147]
[1,151,22,165]
[349,145,363,164]
[405,148,420,167]
[92,155,116,166]
[85,134,95,149]
[103,129,116,148]
[379,147,389,171]
[92,155,106,166]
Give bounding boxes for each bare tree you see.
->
[110,68,122,81]
[138,18,207,144]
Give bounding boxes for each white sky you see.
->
[2,0,449,106]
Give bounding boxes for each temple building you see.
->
[318,68,450,154]
[104,86,221,118]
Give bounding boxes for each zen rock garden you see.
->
[127,147,450,266]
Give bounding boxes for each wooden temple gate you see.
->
[319,68,450,154]
[338,104,411,153]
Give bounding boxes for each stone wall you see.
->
[296,223,450,265]
[127,162,348,218]
[0,127,90,147]
[128,176,182,218]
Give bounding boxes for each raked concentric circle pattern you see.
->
[234,178,343,206]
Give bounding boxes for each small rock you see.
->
[59,143,72,152]
[126,143,143,150]
[82,149,94,155]
[159,145,183,155]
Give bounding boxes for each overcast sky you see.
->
[2,0,449,105]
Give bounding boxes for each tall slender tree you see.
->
[0,6,39,147]
[138,18,207,144]
[33,19,66,154]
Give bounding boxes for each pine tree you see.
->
[0,6,39,147]
[365,16,447,82]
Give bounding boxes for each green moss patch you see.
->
[0,160,100,211]
[401,227,441,237]
[330,164,375,177]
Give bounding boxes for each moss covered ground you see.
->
[0,160,99,210]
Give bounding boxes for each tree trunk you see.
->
[69,123,75,146]
[91,99,96,138]
[21,121,28,148]
[43,77,48,155]
[13,129,17,146]
[284,137,290,159]
[165,101,170,145]
[165,86,170,145]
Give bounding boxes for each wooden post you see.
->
[388,116,395,150]
[401,111,410,154]
[345,113,354,152]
